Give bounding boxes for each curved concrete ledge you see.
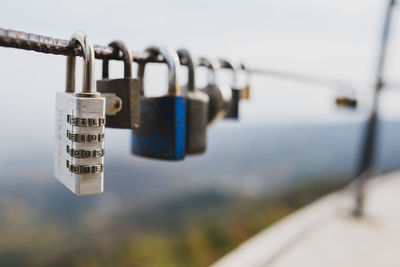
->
[212,171,400,267]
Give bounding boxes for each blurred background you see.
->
[1,0,400,266]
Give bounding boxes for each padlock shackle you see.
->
[218,58,238,88]
[137,62,146,95]
[198,57,219,86]
[177,49,195,92]
[66,31,95,95]
[102,40,132,79]
[240,62,251,88]
[137,46,181,96]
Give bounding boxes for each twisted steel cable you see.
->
[0,27,380,90]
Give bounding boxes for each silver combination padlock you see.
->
[54,32,106,195]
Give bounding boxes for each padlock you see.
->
[336,96,357,109]
[335,88,357,109]
[219,58,240,120]
[177,49,209,154]
[198,57,232,125]
[226,88,240,119]
[240,63,251,100]
[97,40,140,129]
[54,32,106,195]
[131,46,186,160]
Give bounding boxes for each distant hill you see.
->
[2,120,400,203]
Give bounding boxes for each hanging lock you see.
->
[177,49,209,155]
[335,88,357,109]
[97,41,140,129]
[54,32,106,195]
[131,46,186,160]
[220,58,241,120]
[199,57,232,125]
[336,97,357,109]
[240,63,251,100]
[336,96,357,109]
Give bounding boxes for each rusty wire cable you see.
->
[0,28,234,67]
[0,27,361,89]
[2,27,400,91]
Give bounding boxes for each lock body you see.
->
[201,84,224,124]
[336,97,357,109]
[97,78,140,128]
[185,89,209,154]
[55,92,105,195]
[131,95,186,160]
[225,88,240,119]
[241,85,250,99]
[201,83,232,125]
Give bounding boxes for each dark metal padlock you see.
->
[177,49,209,155]
[131,46,186,160]
[226,88,240,119]
[198,57,232,125]
[219,58,240,120]
[97,40,140,129]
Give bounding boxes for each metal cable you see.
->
[0,27,398,91]
[249,68,355,89]
[0,28,353,88]
[0,28,229,67]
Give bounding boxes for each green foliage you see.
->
[0,179,346,267]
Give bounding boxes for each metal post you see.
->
[353,0,396,217]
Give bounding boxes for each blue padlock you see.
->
[131,46,186,160]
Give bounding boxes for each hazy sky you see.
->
[1,0,400,159]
